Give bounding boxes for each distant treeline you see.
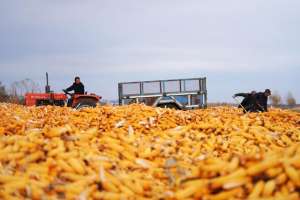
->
[0,79,41,104]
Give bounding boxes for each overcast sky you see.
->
[0,0,299,102]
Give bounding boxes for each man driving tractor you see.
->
[234,89,271,113]
[63,76,85,106]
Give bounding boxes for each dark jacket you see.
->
[235,93,258,112]
[66,82,85,94]
[255,92,268,112]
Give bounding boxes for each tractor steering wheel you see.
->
[62,90,74,97]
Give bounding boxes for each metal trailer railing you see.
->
[118,77,207,110]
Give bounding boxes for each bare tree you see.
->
[286,92,296,106]
[270,91,281,106]
[9,82,18,97]
[0,82,8,102]
[0,82,6,95]
[5,79,41,104]
[9,79,41,97]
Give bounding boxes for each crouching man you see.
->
[233,89,271,113]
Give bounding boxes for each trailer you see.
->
[118,77,207,110]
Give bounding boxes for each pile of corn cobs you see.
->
[0,103,299,200]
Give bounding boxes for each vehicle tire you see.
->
[36,100,50,106]
[75,99,97,110]
[157,103,181,110]
[54,100,65,107]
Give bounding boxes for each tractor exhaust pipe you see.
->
[45,72,51,93]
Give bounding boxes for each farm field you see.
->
[0,103,300,199]
[292,107,300,113]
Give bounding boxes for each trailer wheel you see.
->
[157,102,181,110]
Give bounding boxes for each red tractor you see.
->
[25,73,101,109]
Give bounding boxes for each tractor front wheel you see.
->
[74,99,97,110]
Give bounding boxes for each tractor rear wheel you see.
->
[54,100,65,107]
[36,100,51,106]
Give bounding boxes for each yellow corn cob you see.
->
[0,103,299,199]
[68,158,85,175]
